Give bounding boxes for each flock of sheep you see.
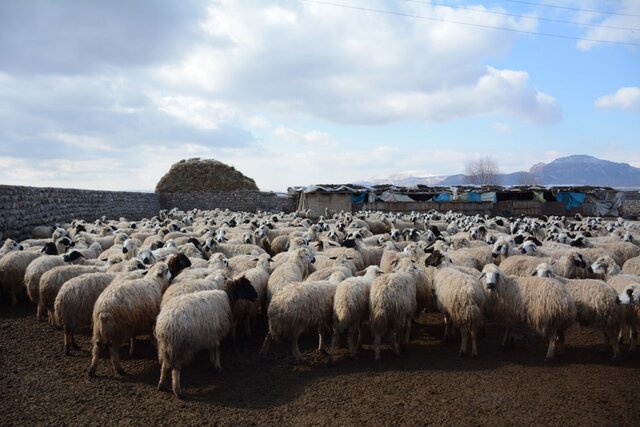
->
[1,207,639,399]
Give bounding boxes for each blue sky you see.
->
[0,0,638,191]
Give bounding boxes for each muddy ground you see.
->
[1,302,638,426]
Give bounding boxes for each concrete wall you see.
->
[0,185,295,239]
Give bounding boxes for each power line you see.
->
[301,0,640,46]
[403,0,640,32]
[503,0,640,18]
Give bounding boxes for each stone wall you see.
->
[0,185,296,239]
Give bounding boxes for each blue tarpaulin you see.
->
[467,192,482,202]
[351,193,366,204]
[556,191,586,210]
[432,193,451,202]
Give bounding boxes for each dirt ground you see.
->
[1,301,638,426]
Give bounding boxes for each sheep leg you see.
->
[210,342,223,372]
[459,328,468,357]
[402,320,411,348]
[630,327,638,354]
[348,326,359,359]
[330,327,340,354]
[605,329,621,359]
[259,332,273,357]
[109,344,127,376]
[129,338,136,356]
[172,368,182,399]
[391,331,400,356]
[373,333,382,361]
[544,335,557,362]
[64,327,73,356]
[556,330,566,356]
[500,327,513,349]
[88,341,102,377]
[36,304,44,322]
[158,362,170,392]
[442,315,451,342]
[292,332,304,362]
[470,329,479,358]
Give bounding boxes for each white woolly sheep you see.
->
[534,262,623,358]
[260,271,345,362]
[480,264,576,361]
[433,264,487,357]
[0,238,23,258]
[24,250,87,320]
[369,257,422,360]
[266,247,316,305]
[232,254,272,336]
[0,250,43,305]
[590,256,640,353]
[39,263,106,324]
[330,266,382,359]
[156,279,258,398]
[161,271,227,308]
[499,251,588,279]
[622,256,640,276]
[88,262,172,377]
[54,272,119,355]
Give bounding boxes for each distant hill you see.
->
[359,155,640,188]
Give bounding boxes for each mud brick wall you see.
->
[0,185,295,239]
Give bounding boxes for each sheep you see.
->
[39,263,106,324]
[156,280,258,398]
[0,250,44,305]
[161,272,227,308]
[54,272,119,355]
[331,266,382,359]
[533,262,623,359]
[622,256,640,276]
[305,253,356,282]
[617,284,640,305]
[433,264,487,357]
[590,256,640,353]
[24,249,86,321]
[479,264,576,361]
[0,238,23,258]
[54,261,148,354]
[266,247,316,305]
[341,230,384,268]
[499,251,588,279]
[260,271,346,362]
[88,262,173,377]
[369,257,422,360]
[232,254,272,336]
[205,239,266,258]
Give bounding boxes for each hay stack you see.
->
[155,158,259,193]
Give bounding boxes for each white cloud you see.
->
[273,126,337,146]
[595,87,640,112]
[156,1,558,125]
[576,0,640,51]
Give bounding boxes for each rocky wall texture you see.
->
[0,185,295,239]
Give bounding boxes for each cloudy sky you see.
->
[0,0,638,191]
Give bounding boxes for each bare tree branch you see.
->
[463,157,500,185]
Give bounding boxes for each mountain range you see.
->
[358,155,640,188]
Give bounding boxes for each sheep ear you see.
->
[329,256,337,260]
[355,269,367,276]
[531,270,538,276]
[391,259,399,268]
[347,256,354,260]
[479,272,485,279]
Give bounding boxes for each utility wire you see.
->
[403,0,640,32]
[301,0,640,46]
[503,0,640,18]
